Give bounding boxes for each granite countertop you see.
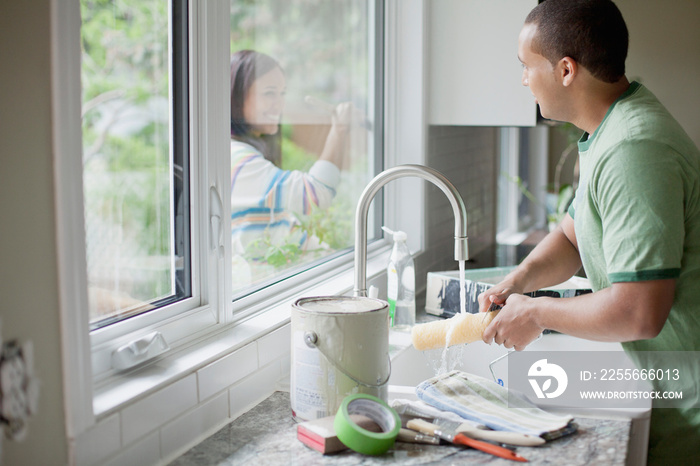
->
[171,391,630,465]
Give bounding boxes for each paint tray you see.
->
[425,266,592,318]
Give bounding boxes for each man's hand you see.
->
[481,293,544,351]
[477,281,522,313]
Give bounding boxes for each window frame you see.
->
[85,0,226,382]
[53,0,232,430]
[52,0,94,437]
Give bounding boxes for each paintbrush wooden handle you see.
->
[408,419,528,462]
[406,418,439,436]
[458,423,545,446]
[453,433,529,462]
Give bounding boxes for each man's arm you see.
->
[478,214,582,311]
[479,214,676,350]
[482,278,675,351]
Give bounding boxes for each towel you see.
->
[416,370,577,440]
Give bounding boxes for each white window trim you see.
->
[53,0,428,440]
[56,0,216,389]
[51,0,235,435]
[496,126,549,245]
[51,0,94,438]
[496,127,524,244]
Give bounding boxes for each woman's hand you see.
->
[317,101,367,168]
[330,101,365,133]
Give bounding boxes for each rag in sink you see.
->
[415,370,577,440]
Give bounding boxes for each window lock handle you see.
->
[111,331,170,371]
[209,186,224,258]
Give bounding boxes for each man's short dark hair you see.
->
[525,0,628,83]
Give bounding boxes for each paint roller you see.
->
[411,311,500,351]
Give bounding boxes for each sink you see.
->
[387,330,651,466]
[425,266,592,318]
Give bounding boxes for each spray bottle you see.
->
[382,226,416,330]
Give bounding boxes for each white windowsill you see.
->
[92,245,392,419]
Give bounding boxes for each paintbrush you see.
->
[407,419,528,462]
[433,418,545,447]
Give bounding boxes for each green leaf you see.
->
[557,185,574,214]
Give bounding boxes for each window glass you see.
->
[80,0,190,330]
[230,0,380,296]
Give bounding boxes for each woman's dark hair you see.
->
[525,0,628,83]
[230,50,283,166]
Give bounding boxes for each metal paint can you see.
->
[290,296,390,422]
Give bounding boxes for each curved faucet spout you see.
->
[354,164,469,297]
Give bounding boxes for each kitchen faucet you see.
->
[353,164,469,297]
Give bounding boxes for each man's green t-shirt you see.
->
[569,82,700,464]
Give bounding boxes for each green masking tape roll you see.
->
[334,393,401,456]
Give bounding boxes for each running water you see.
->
[459,259,467,314]
[437,312,467,373]
[437,260,469,374]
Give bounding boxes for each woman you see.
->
[230,50,355,273]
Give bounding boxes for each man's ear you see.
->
[558,57,578,86]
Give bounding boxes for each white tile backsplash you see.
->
[197,342,258,401]
[102,431,160,466]
[257,324,291,367]
[74,413,121,466]
[160,391,230,462]
[280,354,291,379]
[121,375,198,446]
[77,345,287,465]
[230,359,283,420]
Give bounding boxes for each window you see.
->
[229,0,382,299]
[80,0,221,382]
[77,0,383,380]
[81,0,191,331]
[496,126,548,245]
[48,0,433,443]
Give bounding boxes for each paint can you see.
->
[290,296,391,422]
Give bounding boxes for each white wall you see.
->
[618,0,700,148]
[0,1,69,464]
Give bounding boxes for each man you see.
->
[478,0,700,463]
